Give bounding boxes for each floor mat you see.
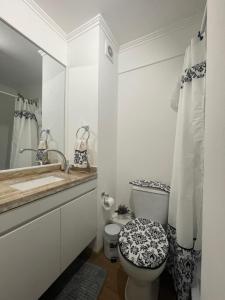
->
[55,262,106,300]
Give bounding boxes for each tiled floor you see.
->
[88,251,176,300]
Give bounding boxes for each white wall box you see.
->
[105,40,114,63]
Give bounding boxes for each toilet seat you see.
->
[118,218,169,270]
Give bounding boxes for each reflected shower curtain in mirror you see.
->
[167,36,206,300]
[10,95,38,168]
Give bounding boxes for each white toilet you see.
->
[118,185,169,300]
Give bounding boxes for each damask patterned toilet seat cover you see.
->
[119,218,169,270]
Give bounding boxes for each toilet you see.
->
[118,184,169,300]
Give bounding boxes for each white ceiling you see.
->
[35,0,206,44]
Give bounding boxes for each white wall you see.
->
[201,1,225,299]
[67,27,99,166]
[95,28,118,250]
[67,24,118,251]
[42,54,65,153]
[0,0,67,65]
[119,17,200,74]
[116,20,200,207]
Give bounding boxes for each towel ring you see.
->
[76,126,90,142]
[40,129,50,141]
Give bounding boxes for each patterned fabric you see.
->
[168,37,206,300]
[36,149,48,164]
[181,61,206,89]
[74,149,88,167]
[10,95,38,168]
[14,110,37,122]
[119,218,169,269]
[167,225,201,300]
[17,94,38,106]
[129,179,170,193]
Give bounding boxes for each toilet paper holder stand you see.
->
[102,192,109,203]
[101,192,114,209]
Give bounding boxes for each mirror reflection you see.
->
[0,20,65,170]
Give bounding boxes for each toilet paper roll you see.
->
[102,196,115,210]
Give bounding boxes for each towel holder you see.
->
[76,125,90,142]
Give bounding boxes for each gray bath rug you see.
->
[55,262,106,300]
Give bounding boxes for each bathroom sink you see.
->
[10,176,64,191]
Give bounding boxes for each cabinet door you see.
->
[61,189,97,271]
[0,209,60,300]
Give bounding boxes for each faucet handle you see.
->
[65,161,71,173]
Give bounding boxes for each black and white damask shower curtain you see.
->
[10,95,38,168]
[167,36,206,300]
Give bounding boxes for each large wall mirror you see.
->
[0,19,65,170]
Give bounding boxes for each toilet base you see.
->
[125,276,159,300]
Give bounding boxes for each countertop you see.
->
[0,164,97,214]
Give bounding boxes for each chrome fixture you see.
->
[40,128,50,137]
[19,148,42,165]
[19,148,38,154]
[43,149,70,173]
[101,192,109,198]
[101,192,110,207]
[76,125,90,142]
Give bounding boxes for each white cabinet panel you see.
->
[61,190,97,271]
[0,209,60,300]
[0,179,97,236]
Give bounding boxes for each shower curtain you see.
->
[10,95,38,168]
[167,36,206,300]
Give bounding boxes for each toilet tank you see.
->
[130,186,169,225]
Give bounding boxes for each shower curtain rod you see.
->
[198,4,207,39]
[0,90,17,98]
[0,90,39,103]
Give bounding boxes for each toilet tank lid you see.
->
[131,185,168,195]
[129,179,170,194]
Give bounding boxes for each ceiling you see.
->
[35,0,206,44]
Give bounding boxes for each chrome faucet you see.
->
[43,149,70,173]
[19,148,70,172]
[19,148,37,154]
[19,148,43,165]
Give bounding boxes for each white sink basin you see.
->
[10,176,64,191]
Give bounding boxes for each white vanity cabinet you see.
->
[0,209,61,300]
[61,189,97,271]
[0,179,97,300]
